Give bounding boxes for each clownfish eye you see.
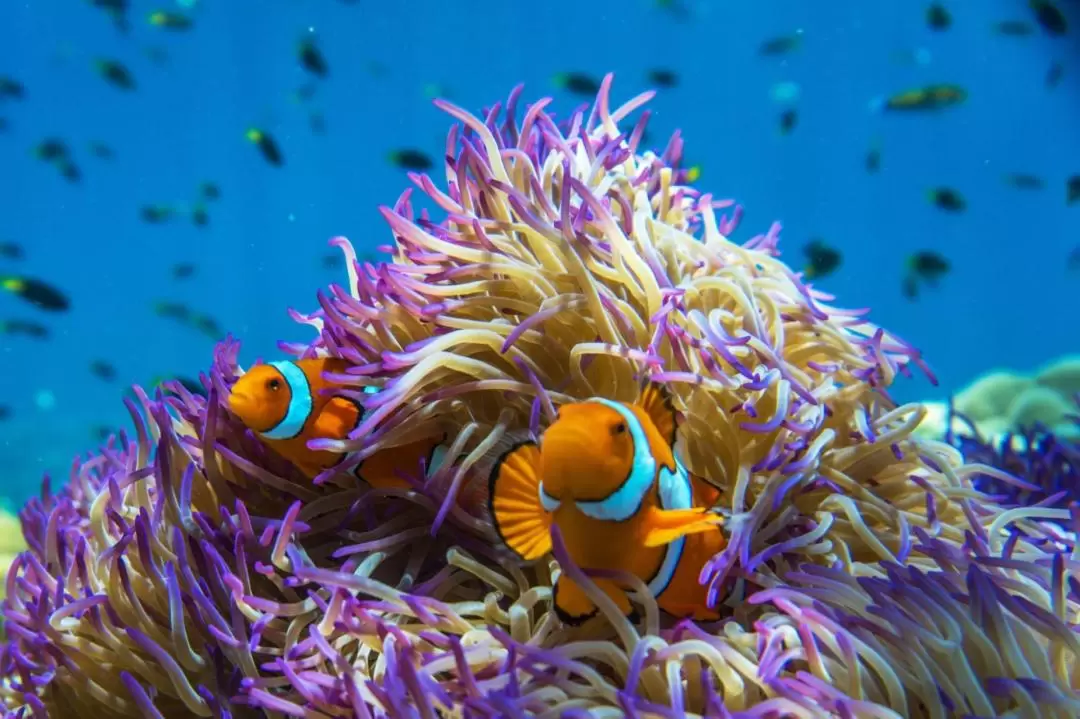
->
[267,378,282,391]
[613,422,626,434]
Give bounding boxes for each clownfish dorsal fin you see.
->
[636,379,678,447]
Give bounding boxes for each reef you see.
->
[3,75,1080,718]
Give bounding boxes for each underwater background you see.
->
[1,0,1077,508]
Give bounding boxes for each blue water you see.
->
[1,0,1077,506]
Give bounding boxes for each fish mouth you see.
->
[227,389,258,421]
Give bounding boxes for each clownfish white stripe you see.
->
[646,458,693,597]
[260,361,314,440]
[571,397,657,522]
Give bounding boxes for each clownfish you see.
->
[488,383,726,624]
[227,358,444,490]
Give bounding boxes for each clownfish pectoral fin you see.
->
[637,380,677,447]
[552,575,633,624]
[640,506,724,549]
[489,441,553,562]
[310,396,361,439]
[692,473,722,508]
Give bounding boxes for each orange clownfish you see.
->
[488,384,726,624]
[227,358,443,489]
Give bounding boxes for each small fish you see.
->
[647,68,679,88]
[1030,0,1067,36]
[140,204,174,224]
[148,10,193,31]
[803,239,842,280]
[759,33,802,56]
[1004,173,1044,190]
[1046,61,1064,88]
[0,319,48,339]
[89,360,117,381]
[1067,175,1080,205]
[865,139,882,173]
[0,405,9,422]
[191,313,222,340]
[89,0,129,32]
[57,160,81,184]
[153,300,191,321]
[171,262,196,279]
[926,3,952,30]
[0,276,70,312]
[297,36,329,77]
[0,76,25,101]
[246,128,283,167]
[0,242,23,260]
[291,83,318,104]
[552,72,601,97]
[34,139,70,163]
[191,204,209,228]
[875,84,967,112]
[0,117,8,133]
[928,187,966,212]
[778,108,798,135]
[908,251,951,281]
[309,111,326,135]
[321,253,344,269]
[489,383,725,623]
[91,425,114,441]
[993,20,1034,36]
[1068,246,1080,271]
[93,59,136,90]
[388,148,434,171]
[88,142,115,160]
[199,182,220,201]
[227,358,442,487]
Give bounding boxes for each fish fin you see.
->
[692,473,722,508]
[311,397,361,438]
[637,380,677,446]
[641,506,724,548]
[488,441,552,561]
[356,438,438,491]
[552,575,598,624]
[470,426,536,486]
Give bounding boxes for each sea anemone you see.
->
[2,74,1079,717]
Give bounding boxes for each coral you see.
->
[915,355,1080,443]
[3,75,1080,718]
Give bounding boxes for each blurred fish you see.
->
[802,239,841,280]
[653,0,692,20]
[143,46,169,66]
[298,36,329,77]
[192,313,222,340]
[191,204,209,228]
[93,59,136,90]
[778,108,798,134]
[389,148,433,171]
[0,117,8,133]
[89,0,129,32]
[34,138,69,163]
[1004,173,1044,190]
[902,251,950,300]
[872,84,967,112]
[865,138,882,173]
[928,187,966,212]
[89,360,117,381]
[171,262,195,279]
[926,3,952,30]
[246,128,283,166]
[553,72,601,97]
[153,300,191,321]
[140,204,175,224]
[291,83,318,104]
[759,33,802,56]
[1,276,70,312]
[91,425,113,441]
[1046,60,1064,88]
[0,242,23,260]
[422,83,450,100]
[0,76,25,101]
[148,10,193,31]
[0,405,9,422]
[321,253,343,269]
[994,20,1034,36]
[57,160,81,184]
[1030,1,1067,36]
[647,68,679,88]
[199,182,220,201]
[890,47,933,67]
[309,111,326,135]
[1067,175,1080,205]
[0,319,48,339]
[1069,246,1080,271]
[88,141,115,160]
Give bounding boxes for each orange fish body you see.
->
[228,358,440,490]
[489,384,726,624]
